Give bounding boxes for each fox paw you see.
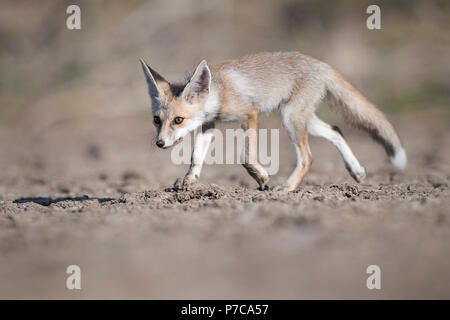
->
[272,185,293,193]
[349,166,366,183]
[257,175,270,191]
[173,175,198,190]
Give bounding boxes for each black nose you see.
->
[156,140,165,148]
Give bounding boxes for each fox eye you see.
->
[174,117,184,125]
[153,116,161,125]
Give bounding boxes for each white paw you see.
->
[351,166,366,183]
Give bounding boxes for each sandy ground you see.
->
[0,109,449,299]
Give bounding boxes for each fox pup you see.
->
[140,52,406,191]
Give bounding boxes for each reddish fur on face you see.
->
[154,91,205,142]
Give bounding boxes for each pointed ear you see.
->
[183,60,211,102]
[139,58,168,98]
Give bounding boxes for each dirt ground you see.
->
[0,109,449,299]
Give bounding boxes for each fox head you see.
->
[139,59,211,149]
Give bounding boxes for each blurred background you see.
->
[1,0,449,128]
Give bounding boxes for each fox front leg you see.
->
[173,122,215,189]
[241,109,270,190]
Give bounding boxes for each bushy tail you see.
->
[325,68,407,170]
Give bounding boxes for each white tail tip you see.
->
[391,147,407,170]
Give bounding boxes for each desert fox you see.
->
[140,52,406,191]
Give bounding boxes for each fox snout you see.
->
[155,135,184,149]
[156,139,165,148]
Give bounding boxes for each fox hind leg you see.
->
[307,114,365,182]
[278,103,313,192]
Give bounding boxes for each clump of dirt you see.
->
[114,183,228,209]
[170,183,227,202]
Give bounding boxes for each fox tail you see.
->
[325,68,407,170]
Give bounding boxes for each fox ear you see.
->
[139,58,168,98]
[183,60,211,102]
